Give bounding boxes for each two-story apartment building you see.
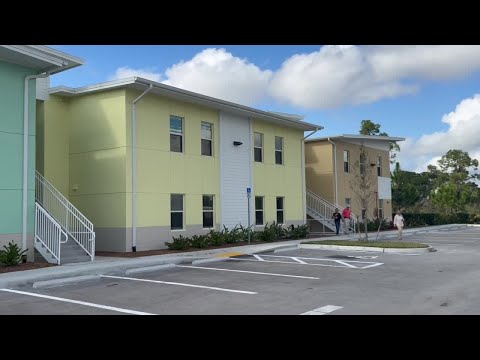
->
[38,77,320,253]
[305,134,405,231]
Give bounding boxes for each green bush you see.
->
[358,218,391,232]
[189,234,210,249]
[403,212,471,226]
[208,229,226,246]
[255,223,277,242]
[165,235,190,250]
[223,225,242,244]
[238,224,254,242]
[0,241,27,266]
[286,224,309,239]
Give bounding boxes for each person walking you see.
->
[393,211,405,240]
[342,205,351,234]
[332,208,342,235]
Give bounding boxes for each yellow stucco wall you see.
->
[305,141,334,204]
[252,120,304,224]
[306,139,393,220]
[67,89,128,228]
[125,89,221,228]
[41,95,70,196]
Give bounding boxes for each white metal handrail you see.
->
[35,171,95,261]
[306,190,357,233]
[35,203,68,265]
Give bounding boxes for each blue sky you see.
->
[50,45,480,173]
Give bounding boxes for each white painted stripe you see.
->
[101,275,257,295]
[253,254,265,261]
[301,305,343,315]
[333,260,357,268]
[230,257,353,268]
[0,288,153,315]
[261,254,379,265]
[360,262,384,269]
[291,257,307,264]
[176,264,320,279]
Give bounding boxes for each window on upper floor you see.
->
[201,122,213,156]
[170,115,183,153]
[275,136,283,165]
[254,133,263,162]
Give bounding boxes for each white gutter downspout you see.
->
[326,137,338,206]
[302,128,320,223]
[131,83,153,252]
[22,72,50,253]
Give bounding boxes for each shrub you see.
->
[223,225,242,244]
[255,223,277,242]
[165,235,190,250]
[208,229,225,246]
[0,241,27,266]
[358,218,391,232]
[286,224,309,239]
[238,224,254,242]
[189,234,209,249]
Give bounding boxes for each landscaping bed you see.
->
[0,262,54,274]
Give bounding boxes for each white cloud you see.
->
[110,66,162,82]
[162,48,273,106]
[269,45,480,109]
[396,94,480,173]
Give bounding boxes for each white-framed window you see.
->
[275,136,283,165]
[378,199,384,219]
[344,150,350,173]
[276,197,284,224]
[377,156,382,176]
[254,133,263,162]
[360,153,366,175]
[170,194,184,230]
[255,196,264,225]
[170,115,183,153]
[201,122,213,156]
[202,195,214,229]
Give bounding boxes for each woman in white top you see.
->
[393,211,405,240]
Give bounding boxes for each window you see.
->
[360,153,366,175]
[255,196,264,225]
[378,199,384,219]
[170,115,183,153]
[170,194,184,230]
[377,156,382,176]
[276,197,284,224]
[203,195,214,228]
[344,150,349,173]
[345,198,351,207]
[254,133,263,162]
[201,122,213,156]
[275,136,283,165]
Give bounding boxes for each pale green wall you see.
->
[252,120,304,224]
[67,89,128,228]
[40,95,70,196]
[0,61,36,236]
[126,89,221,228]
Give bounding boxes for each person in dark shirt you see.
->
[332,208,342,235]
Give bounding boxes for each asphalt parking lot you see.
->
[1,225,480,315]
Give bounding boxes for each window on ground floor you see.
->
[255,196,264,225]
[203,195,214,228]
[276,197,284,224]
[171,194,184,230]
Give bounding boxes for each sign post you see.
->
[247,187,251,245]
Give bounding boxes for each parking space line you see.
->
[232,255,383,269]
[253,255,265,261]
[0,288,154,315]
[101,275,257,295]
[176,265,320,279]
[291,257,307,264]
[301,305,343,315]
[230,257,354,268]
[332,260,357,268]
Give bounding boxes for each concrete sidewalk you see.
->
[0,223,467,289]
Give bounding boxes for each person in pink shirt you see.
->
[342,205,351,234]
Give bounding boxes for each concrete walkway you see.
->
[0,223,468,289]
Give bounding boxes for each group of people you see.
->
[332,206,406,240]
[332,206,352,235]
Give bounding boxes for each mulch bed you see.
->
[0,262,54,274]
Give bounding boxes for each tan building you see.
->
[305,134,405,233]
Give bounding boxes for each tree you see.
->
[359,120,400,164]
[430,150,480,214]
[349,144,376,240]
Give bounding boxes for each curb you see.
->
[125,264,176,275]
[33,275,101,289]
[298,244,434,253]
[191,258,229,265]
[273,245,299,253]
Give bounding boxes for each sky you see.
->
[50,45,480,174]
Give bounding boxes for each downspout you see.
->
[131,83,153,252]
[302,128,320,223]
[326,137,338,206]
[22,72,50,253]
